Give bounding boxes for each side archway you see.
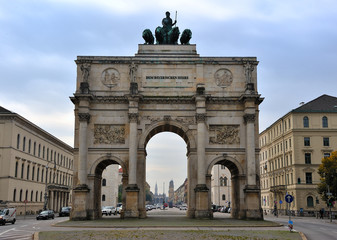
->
[207,155,246,219]
[88,155,128,219]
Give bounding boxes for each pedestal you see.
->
[124,184,139,218]
[244,185,263,220]
[194,184,212,219]
[71,184,90,220]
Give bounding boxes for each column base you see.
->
[194,184,212,219]
[71,184,90,220]
[244,185,263,220]
[124,184,139,218]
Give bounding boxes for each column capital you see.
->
[78,113,91,123]
[243,114,255,123]
[195,113,206,123]
[128,113,139,123]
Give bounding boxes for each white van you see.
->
[0,208,16,225]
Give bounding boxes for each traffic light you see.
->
[328,198,335,207]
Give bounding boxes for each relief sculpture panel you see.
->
[209,125,240,144]
[94,125,125,144]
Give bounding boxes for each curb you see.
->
[299,231,307,240]
[33,232,39,240]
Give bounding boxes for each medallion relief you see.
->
[94,125,125,144]
[214,68,233,87]
[209,125,240,144]
[101,68,120,88]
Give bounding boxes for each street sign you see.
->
[285,194,293,203]
[279,200,283,204]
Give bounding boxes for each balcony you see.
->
[270,185,286,192]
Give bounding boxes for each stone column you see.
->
[78,112,90,186]
[128,113,138,186]
[244,113,256,186]
[124,96,140,218]
[194,96,211,219]
[50,191,54,211]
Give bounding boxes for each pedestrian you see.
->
[319,209,323,219]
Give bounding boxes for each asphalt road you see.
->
[2,210,336,240]
[264,215,337,240]
[0,215,67,240]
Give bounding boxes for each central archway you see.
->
[138,120,197,218]
[146,132,187,210]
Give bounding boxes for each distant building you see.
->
[211,165,231,207]
[168,180,174,207]
[0,106,73,215]
[101,165,121,207]
[153,182,165,205]
[259,95,337,215]
[174,178,188,205]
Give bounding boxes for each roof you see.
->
[291,94,337,113]
[0,106,14,114]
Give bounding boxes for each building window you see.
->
[307,196,314,207]
[30,190,33,201]
[322,116,328,128]
[21,163,24,178]
[43,146,45,159]
[38,144,41,157]
[33,142,36,155]
[13,189,16,202]
[304,137,310,146]
[41,169,44,183]
[19,189,22,201]
[102,194,106,201]
[28,140,31,153]
[306,173,312,184]
[36,191,38,202]
[32,166,35,181]
[323,137,329,146]
[27,165,30,180]
[17,134,20,149]
[37,168,40,182]
[102,179,106,186]
[224,177,228,186]
[222,194,226,201]
[305,153,311,164]
[40,191,43,202]
[25,190,28,201]
[47,148,49,161]
[15,162,18,177]
[23,137,26,151]
[220,177,225,186]
[303,116,309,128]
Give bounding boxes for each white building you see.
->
[211,165,231,207]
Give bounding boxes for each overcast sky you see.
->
[1,0,336,194]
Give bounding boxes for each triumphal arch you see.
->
[70,15,263,220]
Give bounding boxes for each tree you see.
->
[317,151,337,205]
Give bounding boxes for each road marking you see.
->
[0,228,15,236]
[20,225,27,227]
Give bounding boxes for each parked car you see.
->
[102,206,116,216]
[116,203,123,214]
[36,210,54,220]
[0,208,16,225]
[179,204,187,210]
[59,207,71,217]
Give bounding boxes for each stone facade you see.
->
[259,95,337,216]
[0,106,73,215]
[70,44,263,220]
[211,165,232,207]
[101,164,121,207]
